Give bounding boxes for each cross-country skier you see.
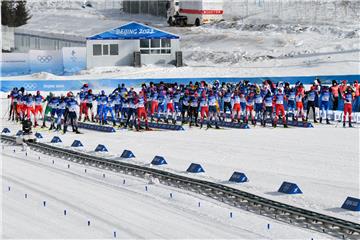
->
[33,91,44,127]
[64,92,80,134]
[319,86,331,124]
[274,88,288,128]
[305,85,318,123]
[342,87,355,128]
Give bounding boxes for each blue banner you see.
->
[87,22,179,40]
[1,74,359,92]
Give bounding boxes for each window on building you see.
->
[140,38,172,55]
[110,44,118,55]
[93,44,102,56]
[140,39,149,48]
[161,39,171,48]
[151,39,160,48]
[103,44,109,55]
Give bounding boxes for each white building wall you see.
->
[1,26,15,51]
[86,39,180,68]
[86,39,139,69]
[141,39,180,65]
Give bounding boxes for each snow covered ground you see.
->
[1,141,334,239]
[1,113,359,225]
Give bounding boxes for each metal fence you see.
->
[122,0,168,17]
[223,0,360,25]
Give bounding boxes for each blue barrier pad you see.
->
[95,144,108,152]
[120,149,135,158]
[51,136,62,143]
[71,140,83,147]
[35,132,43,138]
[2,128,10,133]
[212,121,250,129]
[229,172,248,183]
[144,121,184,131]
[264,120,313,128]
[16,130,23,136]
[341,197,360,211]
[186,163,205,173]
[77,122,116,133]
[278,181,302,194]
[151,156,167,165]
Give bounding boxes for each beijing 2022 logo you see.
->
[37,55,53,63]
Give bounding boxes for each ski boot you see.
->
[200,122,203,129]
[49,123,55,130]
[215,123,220,129]
[56,124,61,131]
[284,124,288,128]
[326,119,330,124]
[206,123,212,129]
[349,122,353,128]
[113,120,116,127]
[319,117,322,124]
[314,119,318,123]
[172,119,177,125]
[164,118,169,124]
[343,122,346,128]
[63,126,67,134]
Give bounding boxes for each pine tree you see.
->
[1,1,11,26]
[13,0,31,27]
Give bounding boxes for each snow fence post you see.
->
[88,220,90,226]
[145,186,148,191]
[113,231,117,238]
[64,210,67,216]
[230,212,233,218]
[8,186,10,191]
[123,179,126,184]
[267,223,270,230]
[43,201,46,207]
[198,202,201,207]
[170,193,173,198]
[25,193,27,198]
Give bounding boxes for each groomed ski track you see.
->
[1,135,359,239]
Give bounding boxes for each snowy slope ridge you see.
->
[1,145,332,239]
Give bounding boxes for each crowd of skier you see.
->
[6,79,359,133]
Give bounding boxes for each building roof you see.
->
[87,22,180,40]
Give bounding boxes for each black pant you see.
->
[181,105,189,121]
[332,97,339,111]
[262,106,273,124]
[188,106,198,124]
[306,101,316,121]
[223,102,232,116]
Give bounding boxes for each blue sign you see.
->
[2,74,359,93]
[87,22,179,40]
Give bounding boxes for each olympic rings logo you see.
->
[23,83,37,90]
[37,55,53,63]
